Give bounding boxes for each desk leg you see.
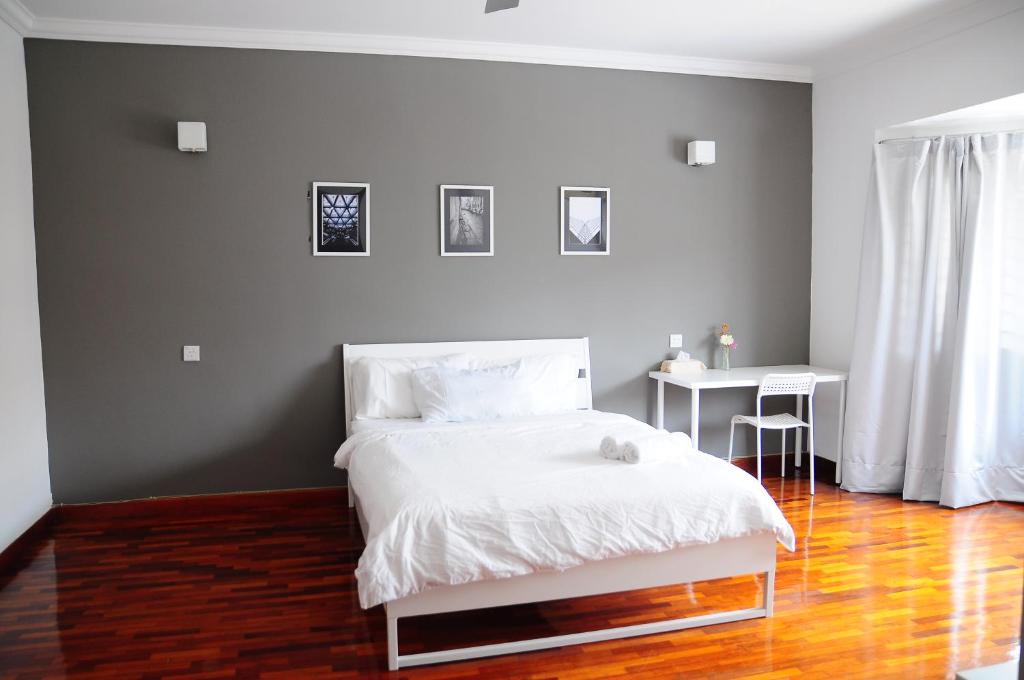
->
[656,380,664,430]
[835,381,847,485]
[795,395,803,468]
[690,388,700,451]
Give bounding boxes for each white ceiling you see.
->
[2,0,1021,81]
[879,92,1024,139]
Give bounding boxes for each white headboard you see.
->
[342,337,592,435]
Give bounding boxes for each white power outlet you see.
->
[183,345,201,362]
[669,334,683,348]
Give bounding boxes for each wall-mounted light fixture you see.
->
[687,140,715,166]
[177,122,207,152]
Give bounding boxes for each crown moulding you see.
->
[0,0,813,83]
[0,0,32,34]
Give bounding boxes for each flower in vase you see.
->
[719,333,734,346]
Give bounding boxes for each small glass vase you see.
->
[719,346,731,370]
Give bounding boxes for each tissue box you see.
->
[660,358,707,374]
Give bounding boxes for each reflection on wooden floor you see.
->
[0,475,1021,678]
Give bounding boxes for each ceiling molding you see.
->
[0,0,32,34]
[10,7,813,82]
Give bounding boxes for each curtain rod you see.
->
[877,128,1024,144]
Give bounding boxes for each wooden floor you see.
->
[1,476,1021,679]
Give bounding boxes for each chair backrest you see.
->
[757,372,817,399]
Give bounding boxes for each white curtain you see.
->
[842,132,1024,508]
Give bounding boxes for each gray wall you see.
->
[25,40,811,504]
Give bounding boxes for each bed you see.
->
[336,338,795,670]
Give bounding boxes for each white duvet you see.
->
[334,411,795,609]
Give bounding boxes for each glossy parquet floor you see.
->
[1,477,1021,679]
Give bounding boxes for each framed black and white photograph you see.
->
[312,181,369,256]
[560,186,610,255]
[440,185,493,256]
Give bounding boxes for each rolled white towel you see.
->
[621,431,691,464]
[600,435,621,460]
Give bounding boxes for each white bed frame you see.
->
[341,338,777,671]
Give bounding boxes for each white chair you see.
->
[727,373,817,494]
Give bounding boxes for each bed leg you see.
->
[347,483,355,509]
[764,568,776,617]
[387,613,399,671]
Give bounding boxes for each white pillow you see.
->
[411,353,580,423]
[470,353,580,412]
[349,354,472,420]
[516,352,580,413]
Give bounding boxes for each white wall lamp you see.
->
[687,140,715,166]
[177,122,207,152]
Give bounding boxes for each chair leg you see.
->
[728,421,736,463]
[808,423,816,495]
[756,425,762,483]
[781,429,786,478]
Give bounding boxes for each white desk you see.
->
[649,365,848,483]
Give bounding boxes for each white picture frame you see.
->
[312,181,370,257]
[439,185,494,256]
[560,186,610,256]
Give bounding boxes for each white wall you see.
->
[809,8,1024,463]
[0,19,52,551]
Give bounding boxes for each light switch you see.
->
[669,334,683,348]
[183,345,201,362]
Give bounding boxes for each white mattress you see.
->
[334,410,796,609]
[350,418,426,433]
